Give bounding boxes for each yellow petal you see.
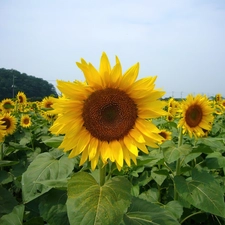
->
[110,141,123,167]
[88,138,98,160]
[91,151,100,170]
[123,135,138,156]
[79,147,89,166]
[129,128,145,143]
[119,63,139,90]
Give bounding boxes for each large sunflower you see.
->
[178,94,214,138]
[0,113,17,136]
[50,52,166,170]
[20,114,32,128]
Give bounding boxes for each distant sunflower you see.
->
[221,100,225,109]
[159,129,172,142]
[178,94,214,138]
[215,93,222,103]
[20,114,32,128]
[50,52,166,170]
[0,119,6,142]
[1,99,15,113]
[42,97,55,109]
[17,91,27,104]
[0,113,17,135]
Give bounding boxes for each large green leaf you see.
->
[163,144,192,164]
[0,204,24,225]
[123,197,180,225]
[174,168,225,217]
[39,189,69,225]
[43,136,64,148]
[22,152,75,203]
[0,187,18,217]
[206,152,225,169]
[67,172,132,225]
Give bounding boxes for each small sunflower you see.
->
[17,91,27,104]
[41,97,55,109]
[215,93,222,103]
[0,119,6,142]
[20,114,32,128]
[1,98,15,113]
[0,113,17,135]
[221,100,225,110]
[159,129,172,142]
[50,52,167,170]
[178,94,214,138]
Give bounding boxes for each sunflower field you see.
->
[1,53,225,225]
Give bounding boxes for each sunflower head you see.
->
[20,114,32,128]
[41,97,55,109]
[50,52,166,170]
[215,93,222,103]
[159,129,172,143]
[1,99,15,113]
[178,94,214,138]
[17,91,27,104]
[0,119,6,142]
[0,113,17,136]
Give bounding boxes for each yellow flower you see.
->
[17,91,27,104]
[1,98,15,113]
[178,94,214,138]
[158,129,172,142]
[0,119,6,142]
[20,114,32,128]
[0,113,17,136]
[50,52,166,170]
[215,93,222,103]
[41,96,55,109]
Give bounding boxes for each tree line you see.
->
[0,68,58,101]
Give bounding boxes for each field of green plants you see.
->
[1,78,225,224]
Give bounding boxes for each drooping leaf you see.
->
[123,197,180,225]
[67,172,132,225]
[206,152,225,169]
[22,152,75,203]
[0,160,19,167]
[139,188,159,203]
[174,168,225,217]
[0,204,24,225]
[163,200,183,219]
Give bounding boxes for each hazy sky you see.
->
[1,0,225,98]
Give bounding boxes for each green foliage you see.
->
[0,68,58,101]
[1,102,225,224]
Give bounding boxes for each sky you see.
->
[0,0,225,98]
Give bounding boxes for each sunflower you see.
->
[215,93,222,103]
[221,100,225,109]
[0,113,17,136]
[20,114,32,128]
[178,94,214,138]
[0,119,6,142]
[1,98,15,113]
[159,129,172,142]
[17,91,27,104]
[50,52,166,170]
[41,96,55,109]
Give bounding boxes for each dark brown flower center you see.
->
[19,96,23,103]
[1,118,10,129]
[159,131,167,139]
[23,118,30,124]
[185,104,203,127]
[82,88,137,142]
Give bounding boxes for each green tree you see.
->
[0,68,58,101]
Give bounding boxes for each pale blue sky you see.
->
[0,0,225,98]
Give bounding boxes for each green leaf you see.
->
[163,144,192,164]
[163,200,183,219]
[39,189,69,225]
[67,172,132,225]
[0,204,24,225]
[206,152,225,169]
[174,168,225,217]
[22,153,75,203]
[0,160,19,167]
[34,178,68,189]
[43,135,64,148]
[123,197,180,225]
[151,168,168,185]
[0,187,18,217]
[139,188,159,203]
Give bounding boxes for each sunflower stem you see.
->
[174,127,183,200]
[0,142,4,171]
[99,160,106,186]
